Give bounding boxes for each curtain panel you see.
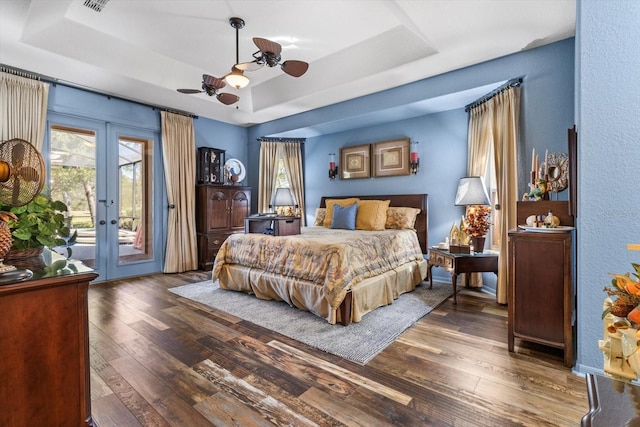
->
[258,138,306,225]
[492,87,521,305]
[467,85,521,303]
[258,140,279,213]
[161,111,198,273]
[0,71,50,150]
[278,142,306,226]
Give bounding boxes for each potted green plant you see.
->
[0,191,77,259]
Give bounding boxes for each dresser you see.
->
[196,184,251,271]
[507,201,575,367]
[0,252,98,426]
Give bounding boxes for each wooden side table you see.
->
[428,247,498,304]
[244,216,301,236]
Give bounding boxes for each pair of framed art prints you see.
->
[340,137,412,180]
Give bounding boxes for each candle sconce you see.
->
[328,153,338,180]
[410,140,420,174]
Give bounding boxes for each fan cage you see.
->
[0,138,45,207]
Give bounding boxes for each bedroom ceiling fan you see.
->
[177,17,309,104]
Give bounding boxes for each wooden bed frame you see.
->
[319,193,429,253]
[320,193,429,325]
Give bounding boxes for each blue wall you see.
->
[302,109,468,250]
[575,0,640,374]
[194,117,248,178]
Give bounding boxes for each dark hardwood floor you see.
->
[88,272,588,426]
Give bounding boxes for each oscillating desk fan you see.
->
[0,138,45,279]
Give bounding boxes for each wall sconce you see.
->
[328,153,338,180]
[410,141,419,174]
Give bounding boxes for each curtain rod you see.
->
[258,137,306,143]
[465,77,523,112]
[1,64,53,81]
[1,63,198,119]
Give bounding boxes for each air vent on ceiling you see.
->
[83,0,110,12]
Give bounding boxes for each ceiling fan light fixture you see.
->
[224,66,250,90]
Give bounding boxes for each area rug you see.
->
[169,280,452,365]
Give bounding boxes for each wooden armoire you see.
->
[195,184,251,271]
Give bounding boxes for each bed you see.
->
[211,194,429,325]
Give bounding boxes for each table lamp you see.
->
[271,188,296,216]
[454,176,490,253]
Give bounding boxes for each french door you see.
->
[47,114,164,281]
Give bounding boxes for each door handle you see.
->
[111,219,117,225]
[99,220,106,225]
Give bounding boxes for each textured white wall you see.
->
[576,0,640,372]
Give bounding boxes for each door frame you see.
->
[45,113,166,281]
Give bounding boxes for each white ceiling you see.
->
[0,0,575,127]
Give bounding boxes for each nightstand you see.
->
[428,247,498,304]
[244,216,301,236]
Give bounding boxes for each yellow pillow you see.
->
[385,207,421,230]
[323,198,360,227]
[356,199,390,230]
[313,208,326,226]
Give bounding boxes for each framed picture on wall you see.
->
[372,137,410,177]
[340,144,370,179]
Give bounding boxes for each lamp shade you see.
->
[224,66,250,89]
[272,187,295,206]
[454,176,490,206]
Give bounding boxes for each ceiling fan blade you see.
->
[253,37,282,55]
[217,92,240,105]
[202,74,226,89]
[236,60,263,72]
[281,60,309,77]
[177,89,203,94]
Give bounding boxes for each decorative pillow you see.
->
[323,198,360,227]
[385,207,421,230]
[355,199,391,231]
[313,208,326,226]
[330,203,358,230]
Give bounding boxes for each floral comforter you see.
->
[211,226,425,308]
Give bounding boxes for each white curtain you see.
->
[161,111,198,273]
[467,85,520,303]
[0,71,50,150]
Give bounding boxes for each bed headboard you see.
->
[320,194,428,254]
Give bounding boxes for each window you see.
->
[485,144,500,251]
[275,157,290,189]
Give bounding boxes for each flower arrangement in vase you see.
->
[600,262,640,381]
[462,205,491,252]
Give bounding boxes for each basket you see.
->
[4,245,44,261]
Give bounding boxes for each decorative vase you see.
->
[471,236,486,253]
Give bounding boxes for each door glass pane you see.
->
[118,136,152,263]
[50,125,96,267]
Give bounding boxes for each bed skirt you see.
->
[215,258,428,325]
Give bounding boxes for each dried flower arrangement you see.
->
[462,205,491,237]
